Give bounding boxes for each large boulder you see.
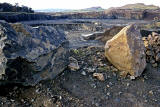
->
[0,21,69,86]
[84,26,124,43]
[98,26,124,43]
[105,24,146,77]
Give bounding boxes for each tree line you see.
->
[0,3,34,13]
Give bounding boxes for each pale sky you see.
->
[0,0,160,10]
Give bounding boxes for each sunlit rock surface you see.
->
[105,24,146,77]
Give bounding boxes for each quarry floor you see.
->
[1,20,160,107]
[1,46,160,107]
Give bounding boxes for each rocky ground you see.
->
[1,19,160,107]
[1,2,160,107]
[1,45,160,107]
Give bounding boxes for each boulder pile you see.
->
[142,32,160,67]
[105,24,146,77]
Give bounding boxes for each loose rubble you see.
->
[0,46,160,106]
[142,32,160,67]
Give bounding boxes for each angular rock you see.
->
[0,21,69,86]
[143,40,149,47]
[93,73,105,81]
[84,26,124,43]
[68,57,80,71]
[99,26,124,43]
[152,63,158,68]
[156,53,160,62]
[152,32,159,37]
[104,24,146,77]
[146,50,154,56]
[150,59,156,64]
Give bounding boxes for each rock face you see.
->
[0,12,63,23]
[106,9,145,20]
[1,3,160,23]
[1,9,160,23]
[0,21,69,86]
[105,25,146,77]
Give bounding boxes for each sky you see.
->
[0,0,160,10]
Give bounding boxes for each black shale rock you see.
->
[0,21,69,86]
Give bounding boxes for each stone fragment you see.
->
[112,67,118,72]
[156,53,160,62]
[105,24,146,77]
[150,59,156,64]
[142,37,147,41]
[68,57,79,71]
[153,36,159,42]
[93,73,105,81]
[148,35,153,40]
[130,76,136,80]
[149,90,153,95]
[143,40,149,47]
[81,71,86,76]
[146,50,153,56]
[152,32,158,37]
[152,63,158,68]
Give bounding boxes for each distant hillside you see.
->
[81,6,104,12]
[1,3,160,22]
[117,3,159,10]
[35,6,104,13]
[35,9,72,13]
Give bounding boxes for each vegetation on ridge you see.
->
[0,2,34,13]
[118,3,159,10]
